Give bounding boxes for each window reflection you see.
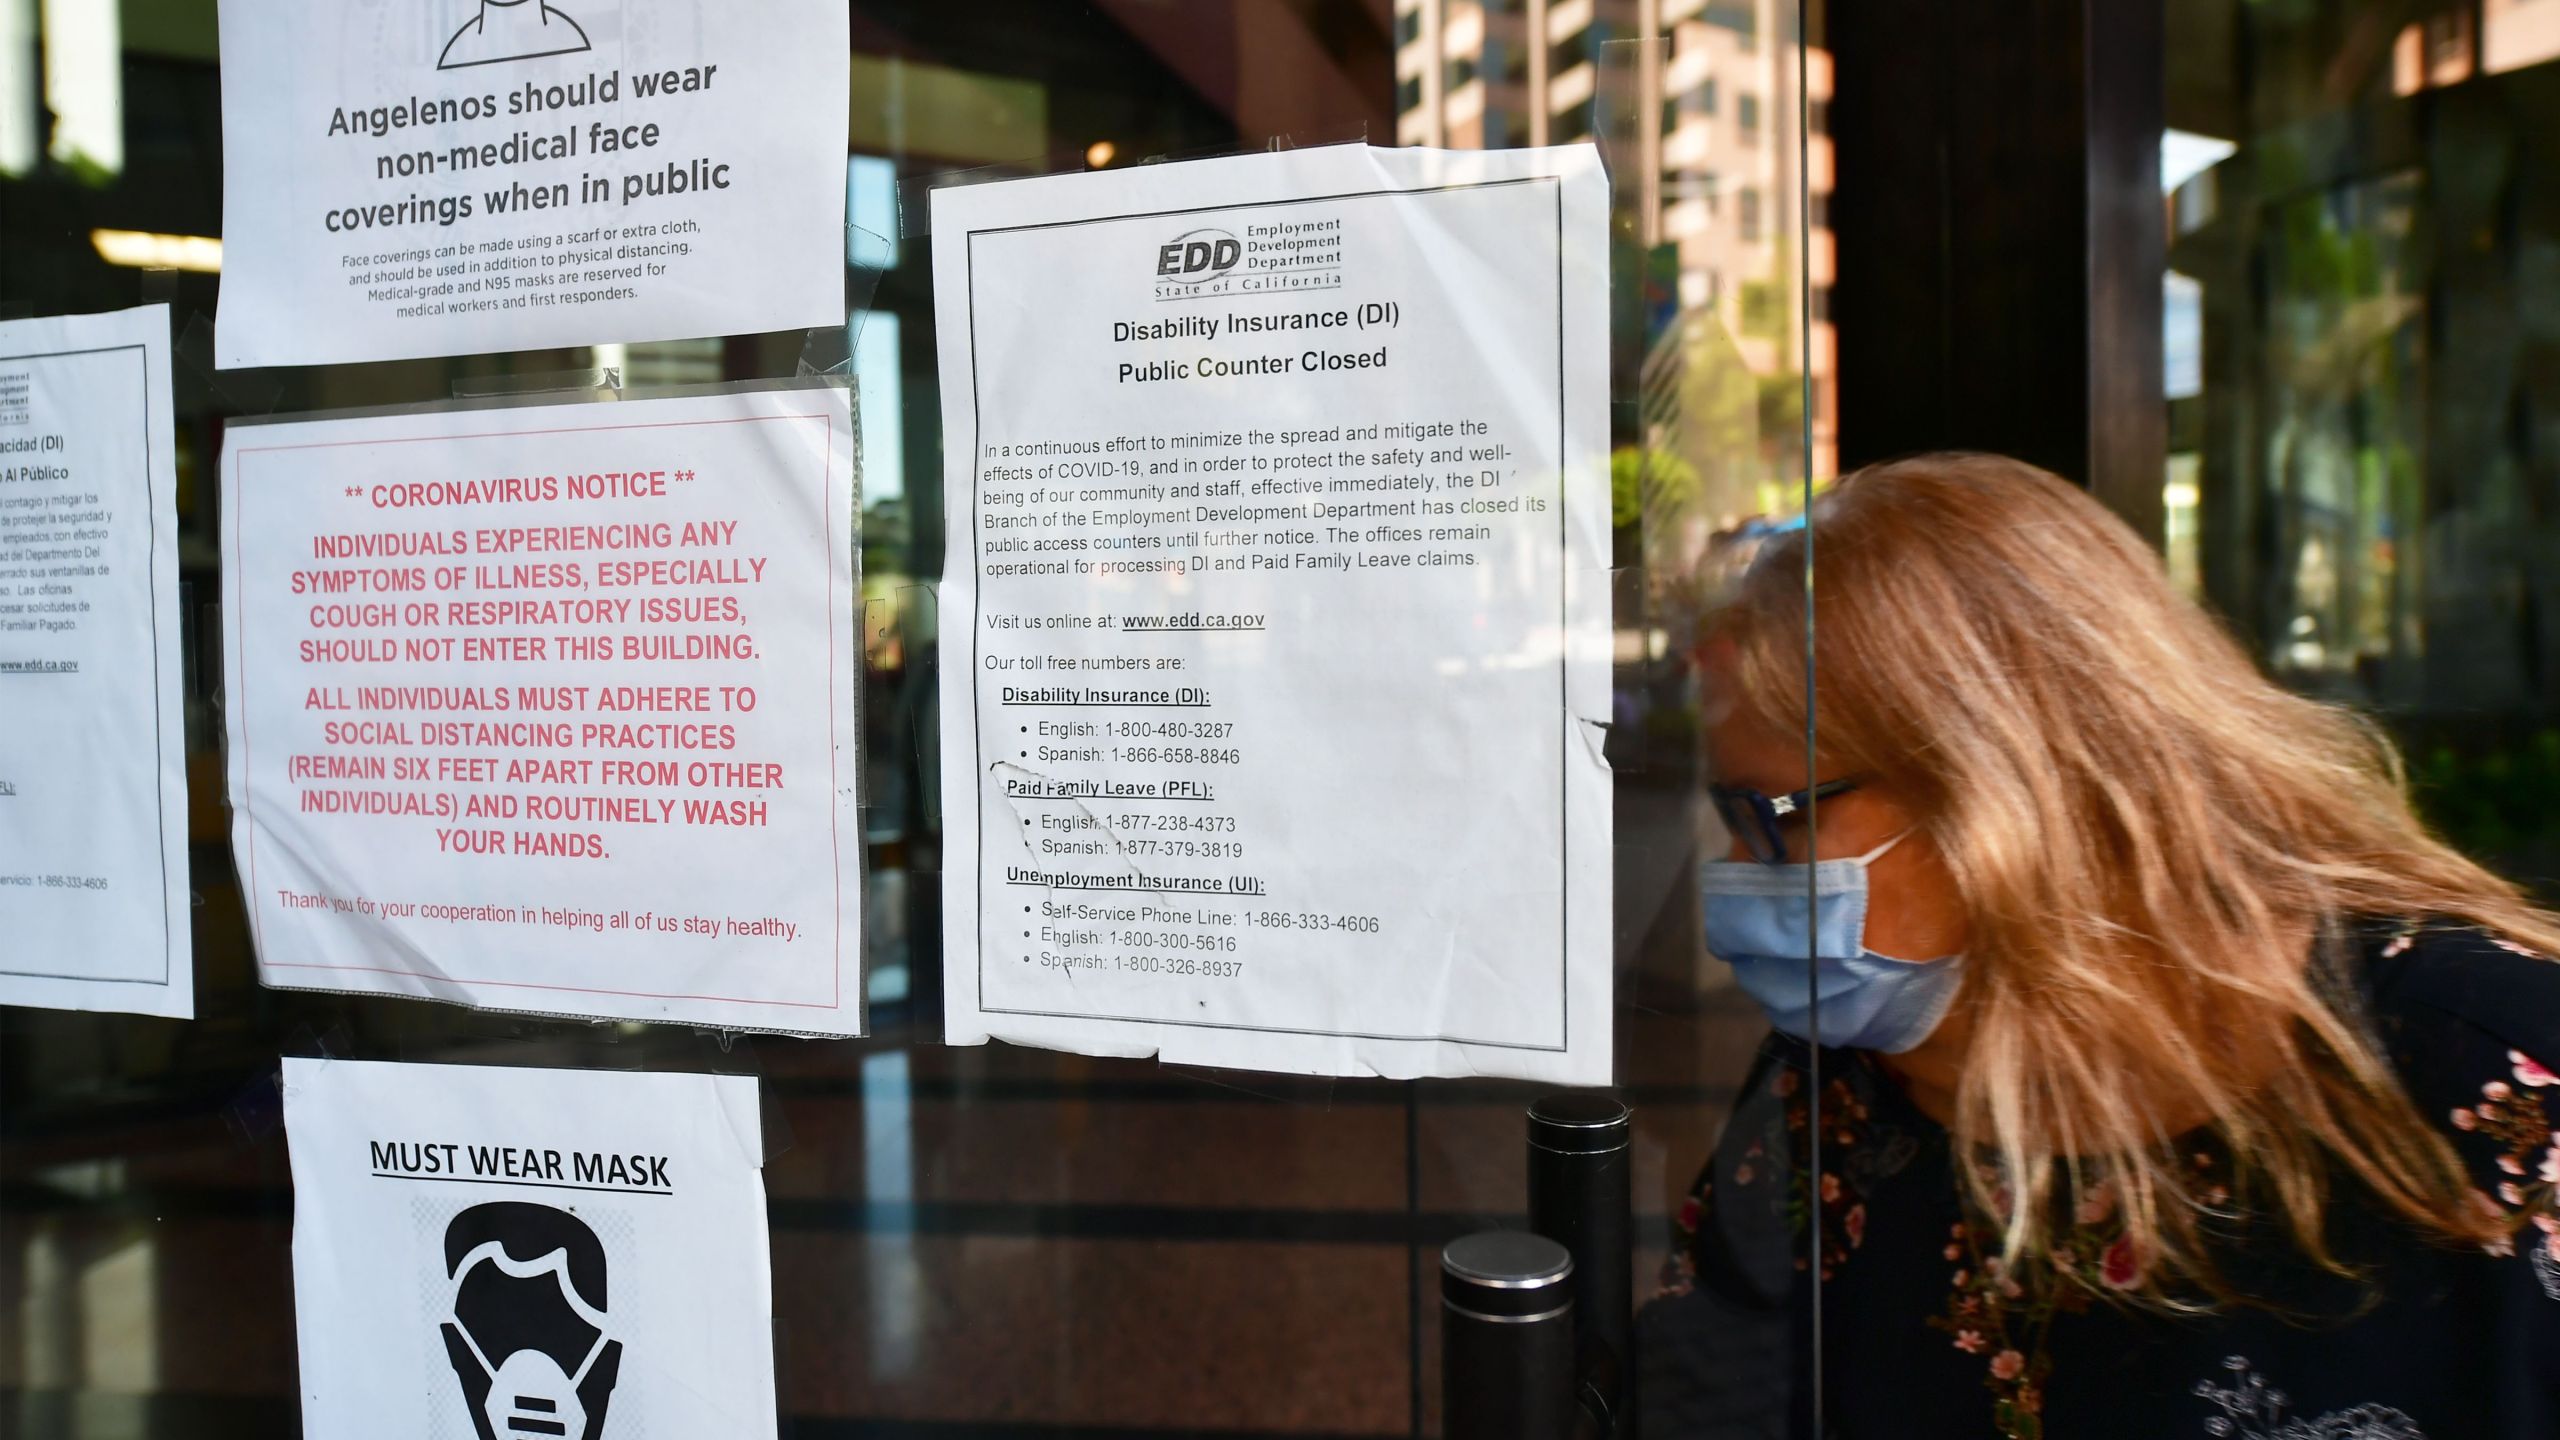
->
[1403,0,1830,487]
[860,1050,919,1379]
[2169,0,2560,890]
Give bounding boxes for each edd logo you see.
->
[1157,228,1241,280]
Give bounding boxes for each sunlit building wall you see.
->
[1394,0,1835,485]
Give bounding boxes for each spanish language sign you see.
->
[284,1057,777,1440]
[0,305,192,1019]
[214,0,848,368]
[930,145,1611,1083]
[222,384,862,1034]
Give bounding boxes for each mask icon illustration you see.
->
[439,0,593,71]
[439,1202,623,1440]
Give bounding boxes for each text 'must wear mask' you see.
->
[1700,779,1965,1054]
[440,1200,624,1440]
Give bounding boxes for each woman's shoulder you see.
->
[2358,922,2560,1262]
[2360,920,2560,1069]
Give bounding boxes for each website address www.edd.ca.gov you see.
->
[1118,613,1266,632]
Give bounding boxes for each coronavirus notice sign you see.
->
[213,0,848,368]
[221,385,862,1035]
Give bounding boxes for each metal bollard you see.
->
[1441,1230,1577,1440]
[1528,1093,1634,1438]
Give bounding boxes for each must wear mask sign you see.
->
[283,1058,776,1440]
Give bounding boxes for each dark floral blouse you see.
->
[1638,925,2560,1439]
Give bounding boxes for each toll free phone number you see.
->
[1041,952,1246,979]
[1112,839,1247,858]
[1112,746,1243,765]
[1244,912,1382,934]
[1106,721,1237,739]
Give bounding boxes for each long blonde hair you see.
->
[1713,452,2560,1303]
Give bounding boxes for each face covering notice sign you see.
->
[283,1058,776,1440]
[930,145,1612,1084]
[213,0,848,368]
[221,384,863,1034]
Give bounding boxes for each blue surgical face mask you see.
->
[1698,832,1965,1053]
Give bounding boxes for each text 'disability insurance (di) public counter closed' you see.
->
[931,144,1613,1084]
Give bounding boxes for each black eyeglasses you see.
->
[1707,778,1862,865]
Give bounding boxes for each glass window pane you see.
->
[0,4,1831,1437]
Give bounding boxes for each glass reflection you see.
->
[0,1,1828,1434]
[2168,0,2560,892]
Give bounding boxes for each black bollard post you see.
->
[1527,1093,1634,1438]
[1441,1231,1577,1440]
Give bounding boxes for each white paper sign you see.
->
[223,385,862,1034]
[283,1057,776,1440]
[214,0,849,368]
[930,145,1612,1083]
[0,305,192,1019]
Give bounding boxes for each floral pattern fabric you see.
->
[1921,1159,2189,1439]
[1657,1052,1914,1301]
[2192,1356,2426,1439]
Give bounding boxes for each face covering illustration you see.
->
[438,1202,625,1440]
[438,0,594,71]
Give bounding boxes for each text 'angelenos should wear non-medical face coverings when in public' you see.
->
[213,0,849,368]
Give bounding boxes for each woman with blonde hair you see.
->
[1644,453,2560,1438]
